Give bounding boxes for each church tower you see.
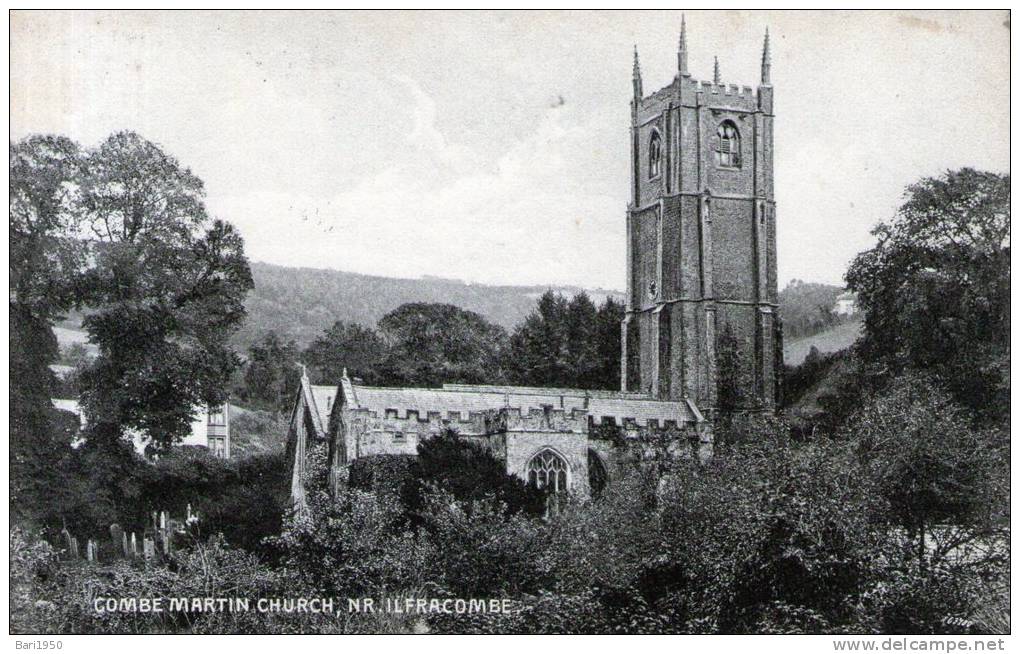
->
[622,20,780,415]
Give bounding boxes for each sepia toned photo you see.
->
[8,9,1010,640]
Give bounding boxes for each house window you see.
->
[648,130,662,178]
[526,449,569,494]
[326,396,333,412]
[393,431,406,443]
[207,406,225,426]
[209,436,226,459]
[715,121,741,168]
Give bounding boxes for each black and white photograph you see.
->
[7,8,1011,642]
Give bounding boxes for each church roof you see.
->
[309,385,337,429]
[341,379,701,426]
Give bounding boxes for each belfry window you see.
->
[648,130,662,178]
[527,449,569,494]
[716,121,741,168]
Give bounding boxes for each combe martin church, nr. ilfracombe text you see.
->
[286,20,782,505]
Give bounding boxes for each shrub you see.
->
[401,431,546,521]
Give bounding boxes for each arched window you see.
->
[716,121,741,168]
[648,130,662,178]
[527,449,569,494]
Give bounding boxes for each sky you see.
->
[10,10,1010,291]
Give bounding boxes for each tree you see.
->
[303,320,386,385]
[716,323,746,415]
[74,131,254,451]
[505,291,623,390]
[592,297,624,390]
[401,430,546,521]
[375,303,506,386]
[242,331,301,412]
[846,374,1007,573]
[846,168,1009,423]
[10,136,88,526]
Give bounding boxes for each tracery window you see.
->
[716,121,741,168]
[648,130,662,178]
[527,449,569,494]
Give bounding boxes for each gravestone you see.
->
[110,523,124,557]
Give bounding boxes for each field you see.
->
[783,318,863,366]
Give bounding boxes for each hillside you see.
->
[55,262,860,360]
[232,262,625,349]
[777,280,849,340]
[783,318,863,366]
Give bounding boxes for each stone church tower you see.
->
[622,19,781,415]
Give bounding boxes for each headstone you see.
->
[110,524,124,557]
[61,528,77,559]
[122,531,128,557]
[86,539,96,562]
[130,532,138,558]
[143,537,155,561]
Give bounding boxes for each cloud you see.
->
[213,75,627,289]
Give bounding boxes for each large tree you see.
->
[242,331,302,412]
[10,136,87,524]
[845,168,1009,422]
[303,320,386,385]
[73,131,254,451]
[505,291,623,390]
[374,303,506,387]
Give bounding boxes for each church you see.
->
[286,20,780,506]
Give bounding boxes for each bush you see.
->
[401,431,546,522]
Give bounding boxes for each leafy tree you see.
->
[715,323,746,415]
[506,291,623,390]
[10,135,88,527]
[592,297,625,390]
[303,320,386,384]
[374,303,506,386]
[242,331,301,412]
[72,131,254,451]
[846,168,1009,423]
[402,430,546,521]
[847,374,1007,572]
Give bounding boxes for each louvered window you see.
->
[648,130,662,178]
[716,121,741,168]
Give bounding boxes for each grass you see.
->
[783,318,862,366]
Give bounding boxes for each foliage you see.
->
[72,132,253,452]
[10,305,76,527]
[374,303,507,387]
[231,260,624,351]
[402,431,546,521]
[272,482,432,599]
[715,323,748,414]
[348,454,417,501]
[846,168,1009,424]
[417,490,551,598]
[778,280,853,339]
[10,136,89,530]
[845,373,1008,570]
[228,407,289,456]
[504,291,624,390]
[240,331,301,412]
[11,131,255,452]
[303,320,386,385]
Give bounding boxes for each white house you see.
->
[51,399,231,459]
[833,291,858,316]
